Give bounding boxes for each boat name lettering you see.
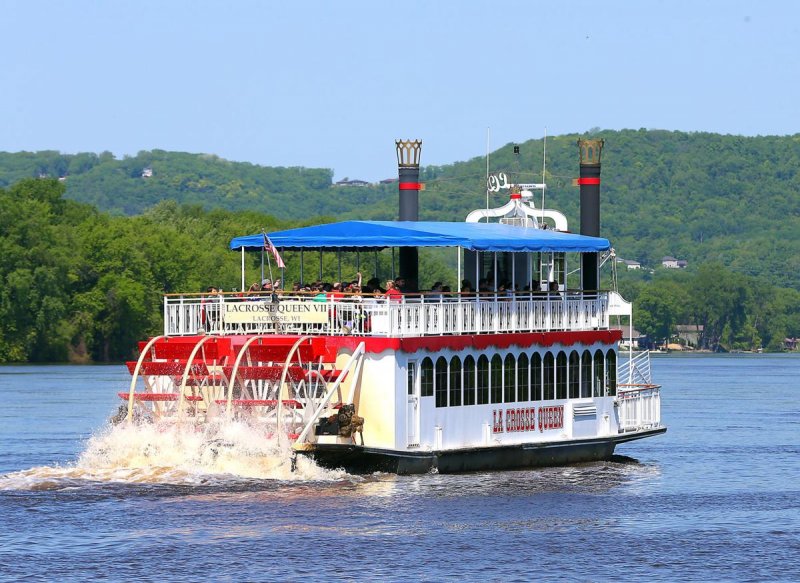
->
[226,303,317,313]
[538,405,564,432]
[492,405,564,433]
[223,301,328,324]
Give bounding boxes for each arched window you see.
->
[568,351,580,399]
[543,352,555,400]
[450,356,462,406]
[477,355,490,404]
[556,351,567,400]
[517,353,529,402]
[504,354,516,403]
[491,354,503,404]
[463,355,476,406]
[593,350,605,397]
[435,357,448,408]
[581,350,592,398]
[421,357,434,397]
[606,350,617,396]
[531,353,542,401]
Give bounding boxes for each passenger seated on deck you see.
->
[367,277,385,294]
[384,280,403,301]
[247,282,261,298]
[328,282,344,300]
[429,282,444,301]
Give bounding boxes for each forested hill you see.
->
[2,129,799,288]
[0,150,346,218]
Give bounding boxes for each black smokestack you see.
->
[578,138,604,293]
[396,139,422,292]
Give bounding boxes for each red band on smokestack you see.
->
[577,177,601,185]
[399,182,422,190]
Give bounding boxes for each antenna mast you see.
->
[485,127,490,221]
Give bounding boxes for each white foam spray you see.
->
[0,419,351,491]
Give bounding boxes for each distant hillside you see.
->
[2,129,799,288]
[0,150,371,219]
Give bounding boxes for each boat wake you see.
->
[0,419,349,491]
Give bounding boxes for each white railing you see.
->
[617,384,661,432]
[163,292,610,338]
[621,350,655,385]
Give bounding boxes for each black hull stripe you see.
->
[301,427,666,474]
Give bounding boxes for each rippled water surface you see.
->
[1,356,798,582]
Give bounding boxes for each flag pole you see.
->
[262,231,274,287]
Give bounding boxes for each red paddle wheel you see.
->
[122,334,348,441]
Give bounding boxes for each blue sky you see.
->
[1,0,797,180]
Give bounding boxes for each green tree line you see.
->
[2,129,799,289]
[615,264,800,352]
[0,179,454,363]
[1,177,797,362]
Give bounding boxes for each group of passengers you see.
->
[234,274,562,303]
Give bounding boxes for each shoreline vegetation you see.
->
[1,129,798,363]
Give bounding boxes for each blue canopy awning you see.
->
[229,221,611,253]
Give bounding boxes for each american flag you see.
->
[263,233,285,268]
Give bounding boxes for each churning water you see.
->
[0,356,798,582]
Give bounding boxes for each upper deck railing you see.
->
[163,291,610,337]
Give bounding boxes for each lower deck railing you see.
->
[616,384,661,432]
[164,292,609,337]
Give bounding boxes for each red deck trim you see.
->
[133,331,621,369]
[324,330,621,354]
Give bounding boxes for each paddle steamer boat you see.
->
[121,139,665,473]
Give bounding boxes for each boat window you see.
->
[464,355,476,406]
[450,356,462,407]
[477,355,489,404]
[435,356,448,408]
[517,353,529,401]
[504,354,516,403]
[593,350,605,397]
[491,354,503,404]
[531,353,542,401]
[543,352,555,400]
[407,361,416,396]
[556,352,567,400]
[569,351,580,399]
[607,351,617,396]
[421,357,434,398]
[581,350,592,398]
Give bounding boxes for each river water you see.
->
[0,355,798,582]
